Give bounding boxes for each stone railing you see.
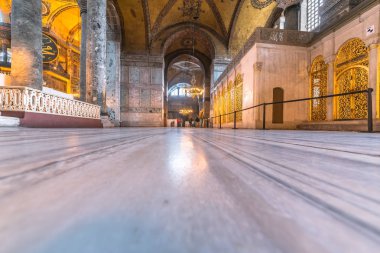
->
[0,86,100,119]
[254,28,314,46]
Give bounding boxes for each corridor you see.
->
[0,128,380,253]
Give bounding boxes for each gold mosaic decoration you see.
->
[234,74,243,122]
[251,0,273,9]
[212,73,244,124]
[335,38,369,120]
[310,56,328,121]
[227,81,234,123]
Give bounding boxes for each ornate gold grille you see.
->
[234,74,243,122]
[335,38,369,120]
[213,94,218,125]
[222,87,227,123]
[310,56,328,121]
[227,81,234,123]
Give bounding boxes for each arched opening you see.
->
[335,38,369,120]
[310,55,328,121]
[272,87,284,124]
[165,54,206,127]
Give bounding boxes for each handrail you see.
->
[208,88,374,132]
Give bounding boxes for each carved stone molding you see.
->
[276,0,301,9]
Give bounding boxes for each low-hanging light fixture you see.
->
[185,12,204,98]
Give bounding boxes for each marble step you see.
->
[297,119,380,132]
[0,115,20,127]
[101,116,114,128]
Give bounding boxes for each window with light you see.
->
[307,0,324,31]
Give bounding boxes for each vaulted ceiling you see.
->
[0,0,279,57]
[117,0,277,56]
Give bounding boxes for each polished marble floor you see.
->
[0,128,379,253]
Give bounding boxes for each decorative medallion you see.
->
[251,0,273,9]
[181,38,195,47]
[180,0,203,19]
[42,34,59,63]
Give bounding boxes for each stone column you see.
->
[11,0,42,89]
[1,40,8,63]
[78,0,88,102]
[163,84,168,127]
[86,0,107,112]
[203,78,211,120]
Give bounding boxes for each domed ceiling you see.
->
[1,0,280,57]
[117,0,277,56]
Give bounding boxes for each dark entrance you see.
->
[272,87,284,124]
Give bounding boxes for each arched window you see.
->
[335,38,369,120]
[169,83,190,97]
[310,56,328,121]
[272,87,284,124]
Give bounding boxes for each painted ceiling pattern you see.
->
[118,0,277,55]
[1,0,281,56]
[0,0,81,47]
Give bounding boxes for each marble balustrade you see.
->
[0,86,100,119]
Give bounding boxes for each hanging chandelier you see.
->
[184,18,204,98]
[186,74,203,97]
[179,108,194,115]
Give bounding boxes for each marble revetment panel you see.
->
[128,88,140,107]
[139,67,150,85]
[129,67,140,84]
[140,89,151,107]
[151,68,162,85]
[151,90,163,108]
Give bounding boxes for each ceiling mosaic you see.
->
[117,0,277,56]
[250,0,274,9]
[0,0,280,57]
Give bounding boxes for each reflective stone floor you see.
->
[0,128,380,253]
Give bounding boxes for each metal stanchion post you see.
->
[233,111,237,129]
[367,88,373,133]
[263,103,266,130]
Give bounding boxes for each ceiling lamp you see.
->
[186,74,203,97]
[179,108,194,115]
[184,14,204,98]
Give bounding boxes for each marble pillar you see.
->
[78,0,88,102]
[203,77,211,119]
[163,87,168,127]
[11,0,42,89]
[1,40,8,63]
[86,0,107,112]
[106,41,121,125]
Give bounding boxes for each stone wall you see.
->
[310,3,380,119]
[211,2,380,130]
[120,55,164,127]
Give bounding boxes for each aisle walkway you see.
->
[0,128,379,253]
